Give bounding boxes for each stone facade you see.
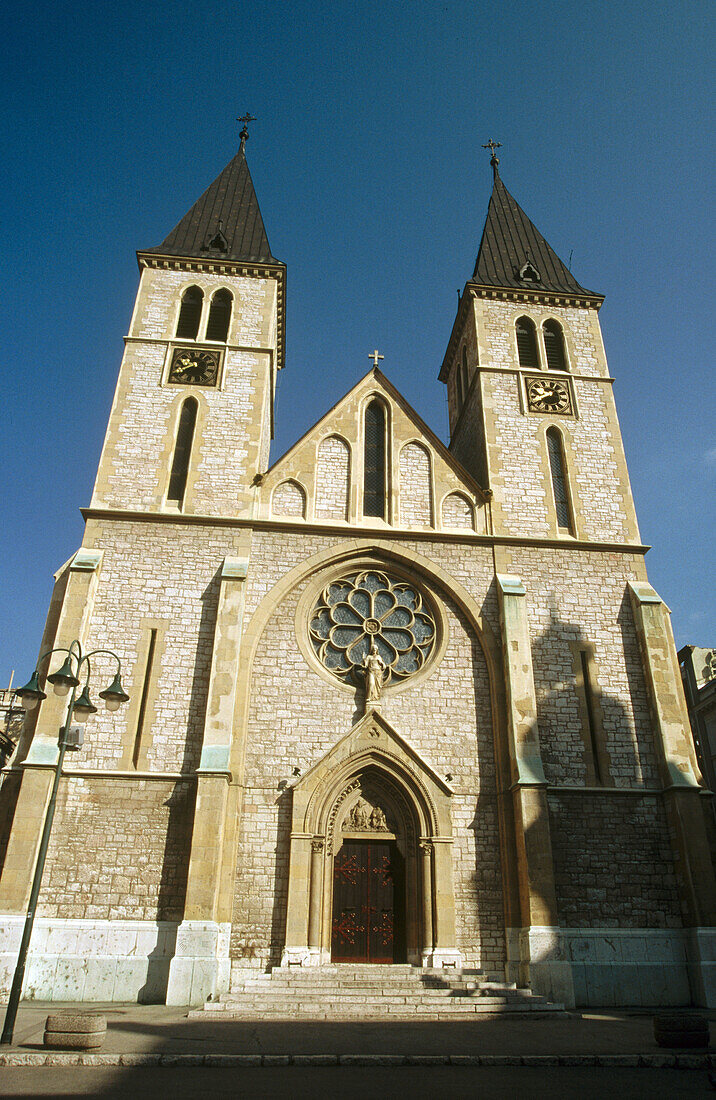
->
[1,152,714,1012]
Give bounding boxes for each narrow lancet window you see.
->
[543,320,567,372]
[176,286,203,339]
[132,629,157,769]
[546,427,573,533]
[516,316,539,369]
[205,289,232,342]
[581,650,602,784]
[363,400,386,518]
[167,398,197,507]
[461,346,470,402]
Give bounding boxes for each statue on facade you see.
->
[362,642,387,707]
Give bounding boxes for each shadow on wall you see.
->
[529,593,685,932]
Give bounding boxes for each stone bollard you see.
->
[653,1012,709,1049]
[44,1013,107,1051]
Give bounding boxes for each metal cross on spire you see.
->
[238,113,257,152]
[368,349,384,368]
[482,139,502,176]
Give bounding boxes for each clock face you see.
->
[525,376,572,415]
[168,347,221,387]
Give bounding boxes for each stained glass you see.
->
[309,570,437,686]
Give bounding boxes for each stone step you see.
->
[197,1004,564,1019]
[197,965,565,1020]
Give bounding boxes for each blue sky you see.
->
[2,0,714,684]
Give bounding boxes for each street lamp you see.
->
[1,640,129,1046]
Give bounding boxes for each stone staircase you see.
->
[193,964,565,1020]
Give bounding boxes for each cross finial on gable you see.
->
[369,349,384,368]
[481,139,502,177]
[237,112,257,153]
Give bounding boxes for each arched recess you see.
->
[272,479,307,519]
[399,441,433,527]
[315,435,351,520]
[282,709,459,968]
[441,491,475,531]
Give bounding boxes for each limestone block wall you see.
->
[501,545,656,787]
[37,777,194,922]
[548,792,682,928]
[231,530,504,971]
[42,517,250,773]
[92,267,277,517]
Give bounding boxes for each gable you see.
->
[258,369,489,535]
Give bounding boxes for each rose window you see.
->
[309,570,437,686]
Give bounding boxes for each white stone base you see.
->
[280,946,327,967]
[165,921,231,1005]
[421,948,464,969]
[0,916,179,1003]
[507,926,716,1007]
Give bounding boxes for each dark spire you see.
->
[142,129,280,266]
[471,162,600,298]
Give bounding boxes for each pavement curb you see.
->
[0,1052,712,1069]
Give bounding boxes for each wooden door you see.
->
[331,841,403,963]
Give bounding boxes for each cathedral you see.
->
[1,130,714,1013]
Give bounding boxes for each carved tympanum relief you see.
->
[346,797,389,832]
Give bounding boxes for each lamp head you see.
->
[15,670,46,710]
[72,686,98,722]
[47,655,80,697]
[99,671,129,713]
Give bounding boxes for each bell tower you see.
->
[91,124,285,519]
[439,149,639,545]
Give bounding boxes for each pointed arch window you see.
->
[363,399,387,519]
[516,316,539,369]
[546,427,573,533]
[175,286,203,340]
[205,289,232,342]
[167,398,197,507]
[543,320,567,372]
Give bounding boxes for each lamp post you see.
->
[0,640,129,1046]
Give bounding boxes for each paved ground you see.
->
[0,1001,713,1097]
[0,1065,713,1099]
[3,1001,714,1057]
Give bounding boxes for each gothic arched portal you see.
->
[282,710,462,968]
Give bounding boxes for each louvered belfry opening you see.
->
[205,289,232,342]
[546,427,573,532]
[516,316,539,369]
[543,320,567,372]
[176,286,203,339]
[167,398,198,506]
[363,400,386,518]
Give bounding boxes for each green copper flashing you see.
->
[221,557,249,580]
[198,745,231,771]
[496,574,526,597]
[70,549,104,573]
